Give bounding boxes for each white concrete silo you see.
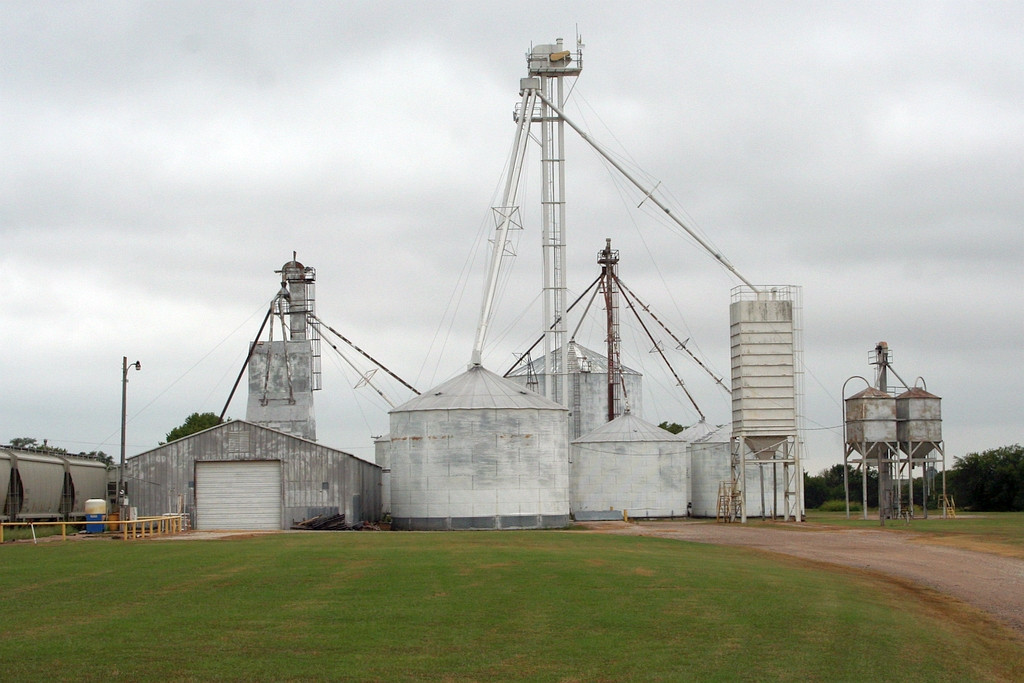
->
[388,365,570,530]
[729,285,803,521]
[570,412,688,521]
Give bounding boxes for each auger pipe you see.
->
[535,91,760,294]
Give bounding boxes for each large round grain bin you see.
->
[388,365,570,530]
[844,387,897,457]
[688,424,732,517]
[85,498,107,533]
[688,424,790,518]
[570,413,688,520]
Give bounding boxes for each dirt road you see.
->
[584,520,1024,636]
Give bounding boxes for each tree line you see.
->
[804,444,1023,512]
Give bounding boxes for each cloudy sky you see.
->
[2,1,1021,471]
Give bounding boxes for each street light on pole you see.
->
[120,356,142,517]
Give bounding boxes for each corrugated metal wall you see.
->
[126,420,380,529]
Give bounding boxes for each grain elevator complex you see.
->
[6,37,950,534]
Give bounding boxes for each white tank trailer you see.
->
[388,365,570,530]
[570,412,688,520]
[1,449,111,521]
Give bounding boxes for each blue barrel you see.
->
[85,499,106,533]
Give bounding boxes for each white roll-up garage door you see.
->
[195,460,281,530]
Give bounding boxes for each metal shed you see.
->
[125,420,380,530]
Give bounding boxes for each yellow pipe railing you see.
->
[0,515,187,544]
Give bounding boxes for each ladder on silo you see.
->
[717,481,739,523]
[940,494,957,519]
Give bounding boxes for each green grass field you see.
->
[3,530,1023,681]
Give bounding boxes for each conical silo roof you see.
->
[572,412,685,444]
[896,387,940,400]
[390,365,566,412]
[846,386,891,400]
[507,343,641,376]
[693,422,731,444]
[679,419,716,443]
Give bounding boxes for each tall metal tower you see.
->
[598,238,623,421]
[528,39,581,406]
[246,255,321,440]
[470,38,582,410]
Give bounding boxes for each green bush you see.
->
[818,499,861,512]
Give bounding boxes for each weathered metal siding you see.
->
[570,442,689,519]
[845,386,897,455]
[896,388,942,443]
[246,340,317,440]
[507,346,644,439]
[388,366,571,531]
[513,372,644,439]
[126,421,380,528]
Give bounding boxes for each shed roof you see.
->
[128,419,363,462]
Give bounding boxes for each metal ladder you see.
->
[717,481,738,523]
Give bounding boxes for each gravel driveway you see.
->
[583,520,1024,636]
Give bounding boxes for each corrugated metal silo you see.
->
[388,365,570,530]
[688,424,731,518]
[688,424,791,518]
[506,344,643,439]
[896,387,941,447]
[570,412,688,520]
[845,386,897,457]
